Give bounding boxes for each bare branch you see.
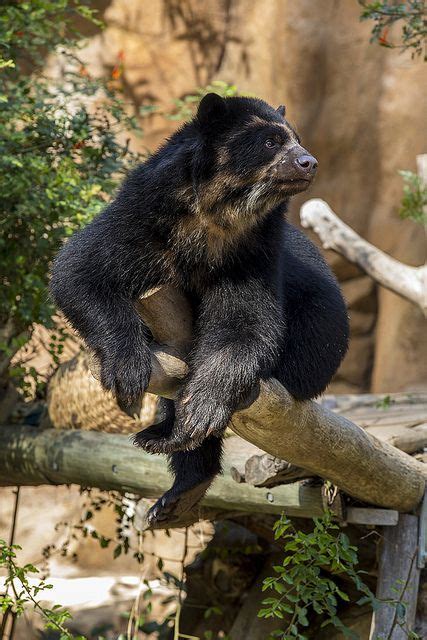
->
[300,198,426,315]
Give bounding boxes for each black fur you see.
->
[50,95,349,524]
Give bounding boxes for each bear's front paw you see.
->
[100,347,152,408]
[174,393,231,448]
[133,417,174,454]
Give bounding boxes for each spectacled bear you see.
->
[50,94,349,526]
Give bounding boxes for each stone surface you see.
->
[77,0,426,394]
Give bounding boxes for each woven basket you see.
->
[47,351,157,434]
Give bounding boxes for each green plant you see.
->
[0,1,140,372]
[258,513,377,639]
[399,170,427,224]
[0,538,86,640]
[359,1,426,58]
[259,513,421,639]
[167,80,239,121]
[375,394,393,410]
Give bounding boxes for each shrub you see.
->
[0,1,139,366]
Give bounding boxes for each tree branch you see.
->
[300,198,427,315]
[0,426,325,521]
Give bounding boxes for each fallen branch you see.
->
[238,394,427,486]
[0,425,407,528]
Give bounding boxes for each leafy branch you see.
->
[0,0,141,384]
[258,513,376,639]
[0,538,86,640]
[258,512,421,640]
[399,170,427,224]
[359,1,426,58]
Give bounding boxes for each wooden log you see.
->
[232,394,427,487]
[86,285,427,513]
[345,507,399,527]
[0,426,324,520]
[226,380,425,512]
[389,424,427,454]
[369,514,421,639]
[0,425,412,528]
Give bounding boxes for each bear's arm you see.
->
[50,211,163,407]
[170,271,283,448]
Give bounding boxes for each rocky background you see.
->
[76,0,426,394]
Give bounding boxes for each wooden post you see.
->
[369,514,421,639]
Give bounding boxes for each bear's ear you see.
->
[276,105,286,117]
[197,93,228,125]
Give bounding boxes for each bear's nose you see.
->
[295,154,318,174]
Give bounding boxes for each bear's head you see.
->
[191,94,317,221]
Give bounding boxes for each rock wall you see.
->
[81,0,426,393]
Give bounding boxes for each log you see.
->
[234,394,427,488]
[0,424,407,527]
[369,514,421,639]
[0,426,324,520]
[214,381,426,512]
[131,286,426,513]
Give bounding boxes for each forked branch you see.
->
[300,154,427,315]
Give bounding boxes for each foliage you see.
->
[0,538,86,640]
[399,170,427,224]
[0,1,139,350]
[359,1,426,58]
[44,489,146,566]
[375,394,393,410]
[258,513,420,640]
[38,489,234,639]
[258,513,375,639]
[167,80,239,121]
[3,495,422,638]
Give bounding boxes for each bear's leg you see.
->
[138,274,282,454]
[133,398,176,452]
[143,435,223,528]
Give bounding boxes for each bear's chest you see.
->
[164,213,245,290]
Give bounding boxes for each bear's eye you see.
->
[265,138,278,149]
